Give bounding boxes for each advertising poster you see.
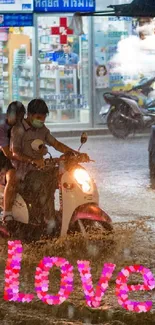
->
[94,17,109,89]
[94,16,136,91]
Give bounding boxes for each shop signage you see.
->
[34,0,95,12]
[51,17,73,44]
[0,0,15,3]
[0,14,33,27]
[39,51,64,61]
[0,0,33,11]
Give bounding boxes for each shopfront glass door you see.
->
[0,26,34,111]
[36,15,90,126]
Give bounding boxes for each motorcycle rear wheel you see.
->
[107,105,132,139]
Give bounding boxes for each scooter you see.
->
[100,76,155,139]
[0,133,112,241]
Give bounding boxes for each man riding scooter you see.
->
[3,98,89,235]
[0,102,26,236]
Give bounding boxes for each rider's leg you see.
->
[3,168,18,218]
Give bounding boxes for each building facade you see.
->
[0,0,154,130]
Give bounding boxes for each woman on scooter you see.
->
[0,102,26,231]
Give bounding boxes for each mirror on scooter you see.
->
[78,132,88,151]
[81,132,88,144]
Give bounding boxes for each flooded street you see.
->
[0,135,155,325]
[51,134,154,221]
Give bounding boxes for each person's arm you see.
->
[11,126,32,163]
[0,123,12,159]
[1,145,14,160]
[57,55,64,65]
[45,130,78,154]
[45,130,90,162]
[11,126,45,168]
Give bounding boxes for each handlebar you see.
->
[44,152,94,169]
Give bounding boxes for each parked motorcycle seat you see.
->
[118,93,139,102]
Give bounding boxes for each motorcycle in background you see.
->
[100,76,155,138]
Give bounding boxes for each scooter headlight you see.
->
[74,168,91,193]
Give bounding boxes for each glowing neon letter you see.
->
[77,261,116,308]
[116,265,155,312]
[35,257,73,305]
[4,240,34,302]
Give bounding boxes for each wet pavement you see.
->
[0,134,155,325]
[50,134,154,221]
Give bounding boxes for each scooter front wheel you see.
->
[69,203,113,234]
[69,219,113,236]
[79,219,113,233]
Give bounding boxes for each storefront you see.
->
[0,0,154,130]
[0,0,95,129]
[35,13,92,128]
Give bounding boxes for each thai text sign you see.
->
[34,0,95,12]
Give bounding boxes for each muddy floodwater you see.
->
[0,219,155,325]
[0,135,155,325]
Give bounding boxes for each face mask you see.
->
[31,119,44,129]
